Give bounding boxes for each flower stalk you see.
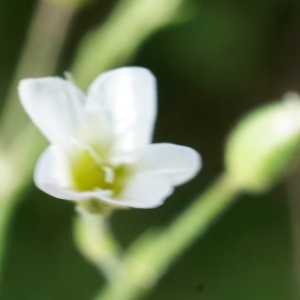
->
[74,211,123,281]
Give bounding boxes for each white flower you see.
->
[18,67,201,209]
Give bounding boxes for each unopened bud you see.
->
[225,93,300,192]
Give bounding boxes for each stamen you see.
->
[102,166,114,183]
[68,136,102,164]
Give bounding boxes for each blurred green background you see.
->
[0,0,300,299]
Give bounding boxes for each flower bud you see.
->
[225,93,300,193]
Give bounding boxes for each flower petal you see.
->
[19,77,85,149]
[116,174,174,208]
[125,143,201,186]
[34,145,75,200]
[86,67,157,153]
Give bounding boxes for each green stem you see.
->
[0,127,46,284]
[94,173,241,300]
[0,0,78,284]
[71,0,188,89]
[74,211,122,282]
[0,0,77,147]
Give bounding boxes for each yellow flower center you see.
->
[71,149,130,197]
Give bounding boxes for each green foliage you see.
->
[1,0,300,299]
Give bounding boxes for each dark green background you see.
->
[0,0,299,299]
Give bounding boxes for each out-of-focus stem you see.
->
[0,0,79,284]
[0,0,76,147]
[71,0,187,89]
[0,127,47,283]
[94,174,241,300]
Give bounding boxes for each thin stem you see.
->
[94,173,241,300]
[0,127,47,284]
[74,212,123,282]
[71,0,188,89]
[0,0,76,146]
[0,0,78,284]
